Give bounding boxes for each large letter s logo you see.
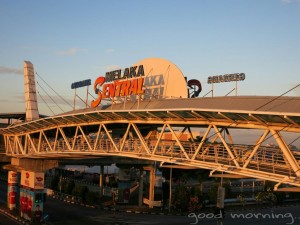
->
[91,76,105,108]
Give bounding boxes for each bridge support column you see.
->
[149,166,155,207]
[99,165,104,197]
[144,165,155,208]
[3,158,58,223]
[138,168,144,207]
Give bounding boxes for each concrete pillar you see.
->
[99,165,104,197]
[7,171,18,210]
[20,170,45,223]
[138,168,144,207]
[149,166,155,208]
[143,165,156,208]
[24,61,39,121]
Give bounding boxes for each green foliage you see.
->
[188,196,202,212]
[263,181,275,192]
[65,180,75,195]
[173,184,190,212]
[237,193,247,206]
[72,186,89,202]
[255,191,277,206]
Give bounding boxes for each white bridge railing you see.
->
[23,137,298,178]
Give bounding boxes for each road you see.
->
[44,196,300,225]
[44,197,192,225]
[1,178,300,225]
[0,212,22,225]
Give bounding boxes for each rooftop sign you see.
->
[91,58,188,108]
[71,79,91,89]
[207,73,245,84]
[91,66,145,107]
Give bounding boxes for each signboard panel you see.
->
[20,187,44,222]
[8,171,18,185]
[21,171,44,190]
[207,73,245,84]
[71,79,91,89]
[91,58,189,107]
[7,185,17,210]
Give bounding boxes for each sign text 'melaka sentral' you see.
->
[91,65,145,108]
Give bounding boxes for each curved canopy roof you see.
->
[1,96,300,135]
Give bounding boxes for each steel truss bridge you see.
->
[1,96,300,188]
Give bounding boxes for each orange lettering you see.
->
[114,80,122,97]
[137,77,144,94]
[91,76,105,108]
[120,80,131,96]
[92,76,145,108]
[129,79,138,95]
[109,83,115,97]
[102,83,110,98]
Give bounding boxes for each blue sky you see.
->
[0,0,300,115]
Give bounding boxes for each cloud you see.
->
[0,66,23,75]
[281,0,300,4]
[20,46,30,50]
[56,48,88,56]
[103,65,121,71]
[105,48,115,54]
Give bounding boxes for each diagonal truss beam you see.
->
[58,127,72,151]
[78,126,93,151]
[93,124,103,151]
[15,136,24,154]
[152,124,167,155]
[120,123,131,152]
[131,123,151,154]
[271,129,300,177]
[41,131,53,152]
[166,127,187,153]
[192,124,212,160]
[72,126,79,150]
[167,124,190,160]
[201,127,223,157]
[213,125,240,168]
[243,130,269,168]
[26,134,37,153]
[102,124,119,152]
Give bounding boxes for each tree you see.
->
[65,180,75,195]
[255,192,277,206]
[73,186,89,203]
[173,184,190,212]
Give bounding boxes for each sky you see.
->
[0,0,300,116]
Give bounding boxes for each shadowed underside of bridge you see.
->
[1,96,300,188]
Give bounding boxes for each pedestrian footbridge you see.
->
[1,96,300,188]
